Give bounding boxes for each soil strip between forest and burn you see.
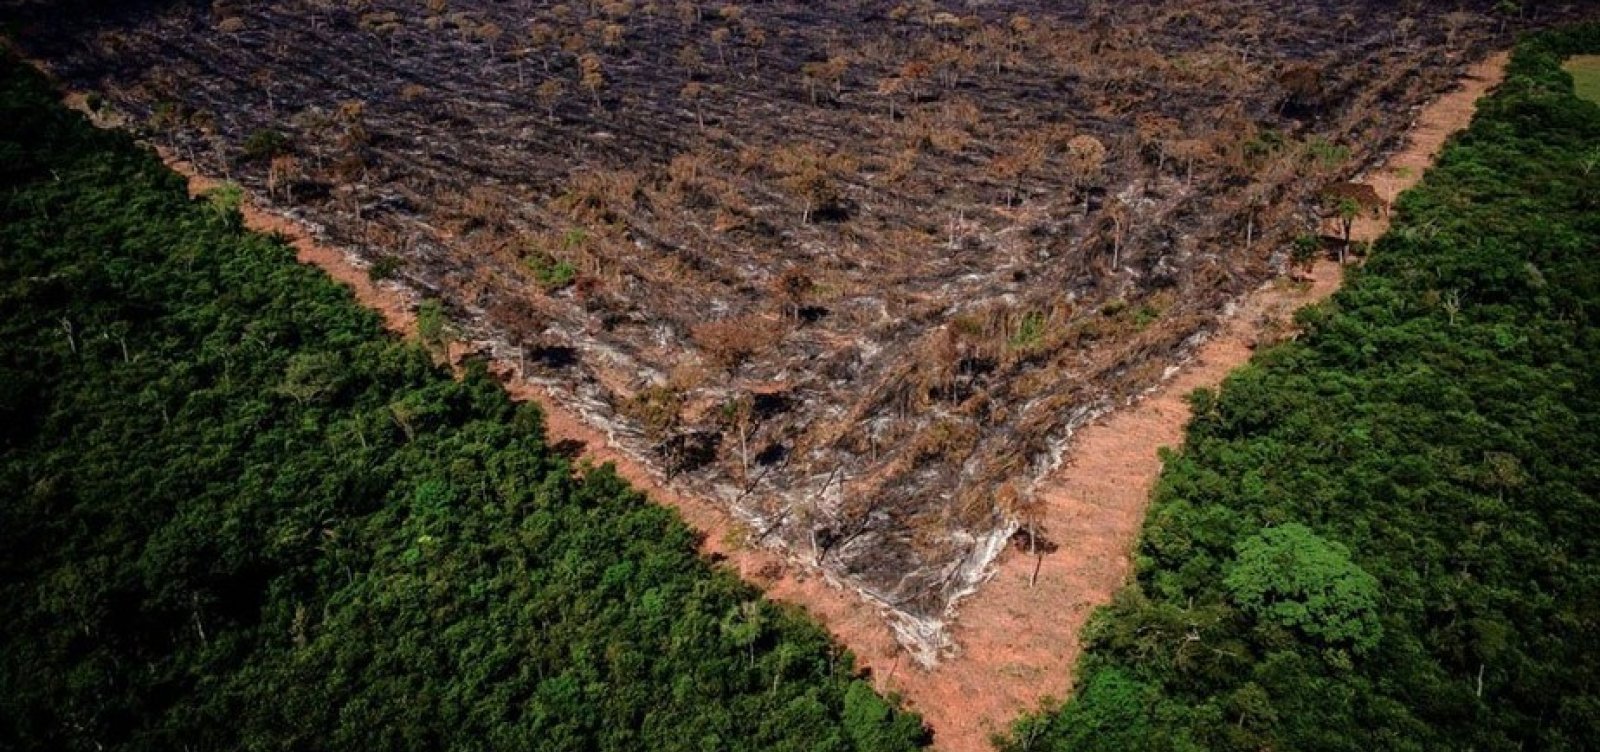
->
[34,48,1508,752]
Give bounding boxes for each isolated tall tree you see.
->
[477,22,504,57]
[977,24,1010,74]
[680,81,705,127]
[798,56,849,106]
[989,138,1045,207]
[1278,63,1325,116]
[676,0,699,28]
[1065,134,1107,214]
[1444,10,1477,49]
[677,43,704,75]
[876,76,905,120]
[1494,0,1522,34]
[1290,232,1321,278]
[1322,182,1383,263]
[1335,11,1358,43]
[773,145,852,224]
[1007,14,1034,51]
[536,78,564,120]
[579,53,606,107]
[267,154,300,202]
[710,26,731,66]
[1104,197,1130,270]
[745,24,767,70]
[721,394,755,482]
[931,42,975,89]
[1242,182,1269,250]
[1168,136,1211,186]
[530,22,557,70]
[812,56,849,100]
[251,68,278,117]
[801,61,827,104]
[1393,16,1417,49]
[899,60,931,101]
[1134,113,1180,171]
[772,268,813,320]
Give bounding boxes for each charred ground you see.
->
[14,0,1525,658]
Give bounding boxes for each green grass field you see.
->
[1565,54,1600,103]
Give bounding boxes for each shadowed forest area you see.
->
[0,58,925,751]
[1000,24,1600,752]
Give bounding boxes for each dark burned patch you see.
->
[657,429,720,477]
[811,197,854,223]
[361,193,415,217]
[958,355,997,378]
[527,345,578,369]
[813,525,840,553]
[752,391,792,421]
[754,442,788,467]
[549,438,587,460]
[1084,186,1109,212]
[1010,525,1061,555]
[797,305,829,323]
[285,179,331,202]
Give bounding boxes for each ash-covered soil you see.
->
[13,0,1516,659]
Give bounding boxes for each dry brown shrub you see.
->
[770,268,813,319]
[927,126,971,155]
[557,169,641,222]
[693,314,784,369]
[463,185,509,223]
[711,210,747,234]
[622,384,683,438]
[329,153,367,183]
[883,147,919,183]
[908,418,978,466]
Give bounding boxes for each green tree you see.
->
[1225,524,1383,653]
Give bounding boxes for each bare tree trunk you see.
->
[1028,520,1042,587]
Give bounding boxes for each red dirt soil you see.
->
[53,48,1507,752]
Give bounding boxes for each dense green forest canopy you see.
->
[0,58,925,751]
[1004,25,1600,752]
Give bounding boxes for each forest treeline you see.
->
[1005,25,1600,752]
[0,58,924,751]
